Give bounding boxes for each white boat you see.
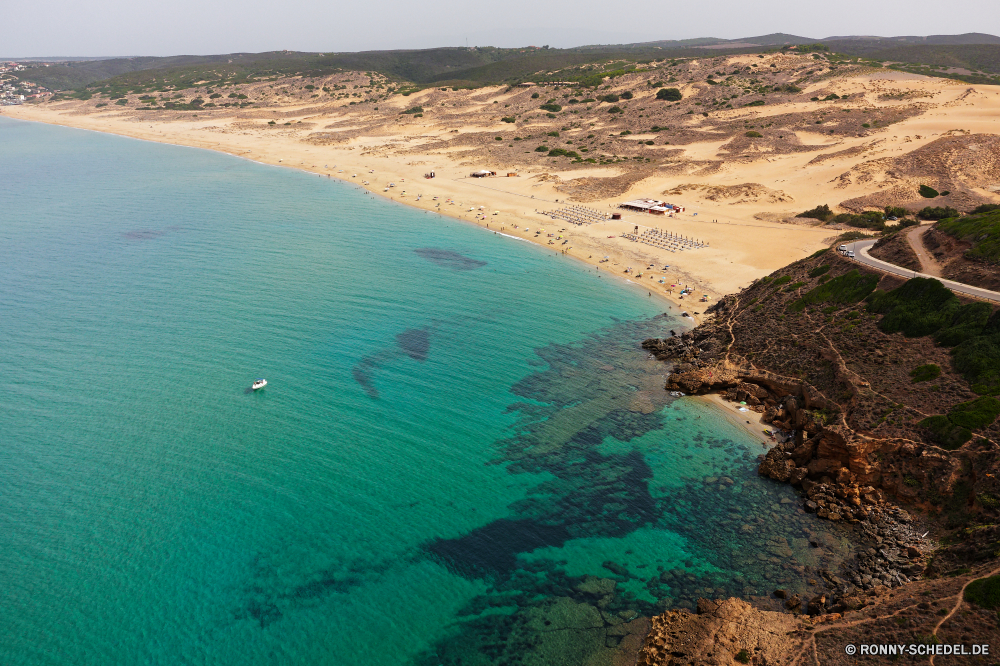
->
[252,378,267,390]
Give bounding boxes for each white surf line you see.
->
[494,231,532,243]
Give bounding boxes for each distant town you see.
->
[1,61,53,105]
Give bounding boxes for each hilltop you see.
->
[16,32,1000,94]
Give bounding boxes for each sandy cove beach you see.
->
[0,108,837,323]
[701,393,770,446]
[6,65,1000,324]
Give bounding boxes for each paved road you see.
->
[843,238,1000,303]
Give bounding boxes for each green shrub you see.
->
[744,100,766,107]
[547,148,580,158]
[600,94,620,103]
[773,275,793,286]
[937,209,1000,264]
[607,106,623,114]
[964,575,1000,608]
[735,649,751,664]
[209,93,222,99]
[970,204,1000,215]
[808,248,830,259]
[745,131,763,138]
[539,103,561,112]
[918,206,959,220]
[580,98,596,103]
[831,211,885,230]
[535,145,549,152]
[800,204,833,221]
[620,91,633,99]
[978,493,1000,509]
[934,302,992,346]
[948,396,1000,430]
[531,92,539,99]
[884,205,910,219]
[656,88,682,101]
[867,278,959,337]
[501,116,515,123]
[809,265,830,278]
[546,131,560,137]
[952,334,1000,393]
[919,415,972,450]
[919,184,940,198]
[401,106,424,115]
[788,270,879,312]
[911,364,942,383]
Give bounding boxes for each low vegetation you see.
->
[787,270,879,312]
[965,575,1000,609]
[800,204,833,221]
[938,209,1000,264]
[910,364,942,383]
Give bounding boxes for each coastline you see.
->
[697,392,772,447]
[0,100,845,327]
[1,111,706,322]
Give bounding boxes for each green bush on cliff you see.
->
[919,415,972,450]
[808,264,830,278]
[947,396,1000,430]
[866,278,960,337]
[935,302,992,347]
[965,575,1000,609]
[910,364,941,383]
[920,397,1000,449]
[937,209,1000,264]
[788,270,878,312]
[735,650,751,664]
[951,334,1000,394]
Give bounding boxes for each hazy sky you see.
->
[7,0,1000,57]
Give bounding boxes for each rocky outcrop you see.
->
[636,598,801,666]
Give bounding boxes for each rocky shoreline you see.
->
[639,307,947,616]
[627,243,1000,664]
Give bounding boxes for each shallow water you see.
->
[0,118,851,665]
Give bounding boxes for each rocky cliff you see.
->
[636,245,1000,664]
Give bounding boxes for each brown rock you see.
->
[696,598,719,614]
[636,598,801,666]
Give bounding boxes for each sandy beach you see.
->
[6,56,1000,322]
[701,392,771,446]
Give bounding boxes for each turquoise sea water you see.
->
[0,118,850,666]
